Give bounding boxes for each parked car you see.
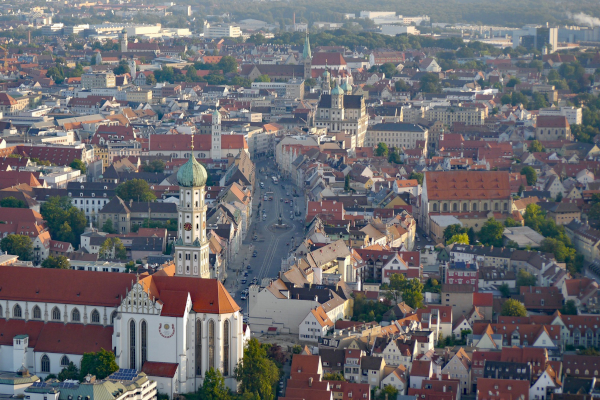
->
[244,272,249,277]
[247,265,252,269]
[280,198,283,202]
[253,235,258,240]
[241,279,247,284]
[252,251,257,257]
[240,295,246,300]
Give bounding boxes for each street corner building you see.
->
[0,149,249,397]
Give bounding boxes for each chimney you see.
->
[308,377,313,387]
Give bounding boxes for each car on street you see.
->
[244,272,249,277]
[286,192,290,196]
[247,265,251,269]
[417,246,421,250]
[252,252,257,257]
[243,317,249,323]
[422,233,427,237]
[241,279,247,284]
[280,198,283,202]
[240,295,246,300]
[253,235,258,240]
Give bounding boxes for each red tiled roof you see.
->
[149,134,247,152]
[473,292,493,307]
[16,145,85,167]
[425,171,511,201]
[142,361,178,378]
[537,116,569,128]
[34,322,113,354]
[0,170,42,189]
[311,52,347,66]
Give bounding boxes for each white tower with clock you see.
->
[174,137,210,278]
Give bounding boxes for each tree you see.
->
[520,166,537,186]
[562,299,577,315]
[420,73,441,93]
[200,368,230,400]
[580,347,600,356]
[41,255,71,269]
[501,299,527,317]
[506,77,521,87]
[516,269,537,287]
[102,218,117,234]
[504,217,521,227]
[409,171,423,185]
[235,338,279,400]
[140,160,166,173]
[0,196,27,208]
[443,224,468,242]
[385,273,424,309]
[70,158,87,174]
[344,174,351,191]
[58,362,80,381]
[0,234,33,261]
[530,140,544,153]
[323,372,345,381]
[254,74,271,82]
[478,218,504,247]
[375,142,389,157]
[395,79,411,92]
[79,348,118,380]
[113,60,130,75]
[377,385,399,400]
[99,238,127,260]
[217,56,238,74]
[40,197,87,247]
[116,179,157,202]
[499,283,511,297]
[447,233,469,245]
[291,345,302,354]
[555,192,563,202]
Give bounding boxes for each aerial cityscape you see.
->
[3,1,600,400]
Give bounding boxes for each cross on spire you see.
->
[191,134,194,151]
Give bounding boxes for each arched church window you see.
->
[196,320,202,375]
[72,308,80,322]
[129,320,136,370]
[208,320,215,370]
[223,320,230,376]
[141,321,148,367]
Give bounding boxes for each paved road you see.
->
[225,158,306,316]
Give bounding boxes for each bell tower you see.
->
[174,135,210,279]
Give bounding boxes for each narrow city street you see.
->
[225,158,306,317]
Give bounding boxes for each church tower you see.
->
[119,29,128,53]
[302,30,312,79]
[174,136,210,279]
[211,109,221,159]
[128,59,137,83]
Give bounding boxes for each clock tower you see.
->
[174,136,210,278]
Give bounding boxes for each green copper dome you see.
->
[331,84,343,95]
[177,153,207,187]
[341,80,351,91]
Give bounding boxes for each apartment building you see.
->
[424,106,485,126]
[81,72,116,89]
